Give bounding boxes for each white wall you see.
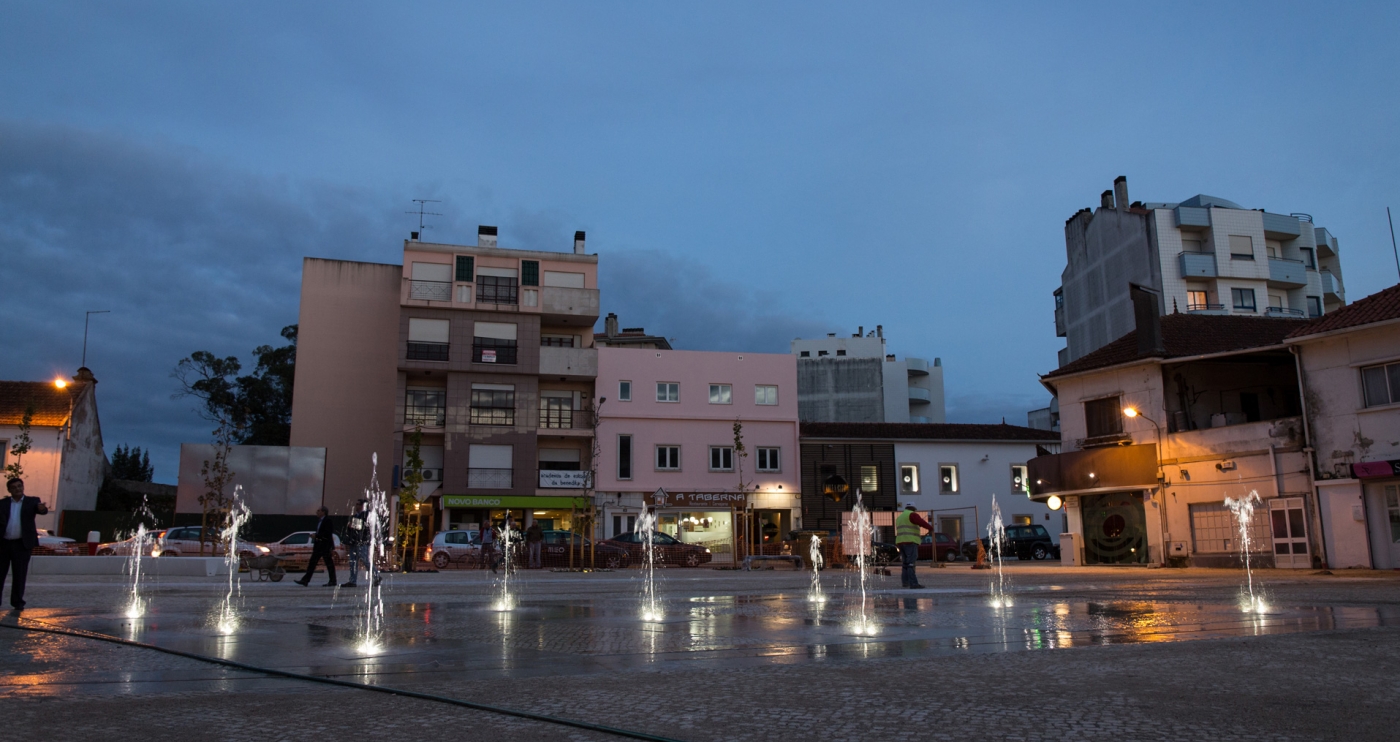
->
[894,440,1060,543]
[0,423,63,531]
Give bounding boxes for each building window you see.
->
[817,350,828,357]
[1011,465,1028,495]
[455,256,474,282]
[656,382,679,403]
[799,351,810,357]
[708,384,732,404]
[470,387,515,426]
[709,446,734,471]
[473,337,517,364]
[618,435,633,480]
[1084,396,1123,438]
[900,464,919,494]
[1361,361,1400,407]
[939,465,958,494]
[468,444,513,489]
[655,445,681,471]
[1012,514,1034,526]
[860,465,878,493]
[407,318,450,361]
[539,396,575,429]
[477,275,518,304]
[1231,288,1256,312]
[404,388,446,427]
[836,349,847,356]
[757,448,780,472]
[1307,296,1322,318]
[1187,290,1210,311]
[1300,247,1315,269]
[619,381,632,402]
[1229,235,1255,260]
[755,385,778,405]
[521,260,540,287]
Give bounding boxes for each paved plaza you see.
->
[3,563,1400,741]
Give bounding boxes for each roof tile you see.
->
[0,381,76,427]
[1045,314,1312,379]
[1286,283,1400,339]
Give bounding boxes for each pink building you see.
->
[594,347,800,563]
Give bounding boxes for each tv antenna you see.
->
[407,199,443,235]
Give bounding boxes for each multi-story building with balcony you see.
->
[290,226,601,534]
[791,326,945,424]
[1054,176,1347,367]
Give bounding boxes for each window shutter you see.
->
[455,256,474,282]
[521,260,540,286]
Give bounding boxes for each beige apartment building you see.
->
[290,227,601,533]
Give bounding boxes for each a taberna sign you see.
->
[538,470,591,489]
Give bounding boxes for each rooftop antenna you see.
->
[82,310,110,368]
[407,199,443,237]
[1388,207,1399,282]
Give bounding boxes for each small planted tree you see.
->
[198,415,240,556]
[732,419,760,559]
[4,406,34,482]
[398,426,425,571]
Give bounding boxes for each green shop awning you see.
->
[441,495,592,509]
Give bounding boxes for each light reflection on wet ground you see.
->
[5,576,1398,699]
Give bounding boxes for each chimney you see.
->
[1130,283,1165,357]
[604,312,619,338]
[1114,176,1129,211]
[410,231,419,241]
[876,325,883,339]
[857,326,864,338]
[574,231,586,254]
[478,225,498,248]
[1101,190,1115,209]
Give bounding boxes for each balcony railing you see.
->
[539,407,594,430]
[1178,251,1218,278]
[406,342,449,361]
[1187,302,1226,313]
[409,280,452,302]
[1267,257,1307,287]
[467,468,513,489]
[405,411,446,427]
[1265,306,1305,318]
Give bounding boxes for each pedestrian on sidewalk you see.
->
[525,520,544,569]
[296,506,338,587]
[0,478,48,612]
[895,503,936,590]
[341,499,369,587]
[479,519,496,573]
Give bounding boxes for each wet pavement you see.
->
[5,563,1400,740]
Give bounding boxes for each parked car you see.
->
[962,524,1060,561]
[918,532,961,562]
[96,530,165,556]
[262,531,344,563]
[428,529,481,569]
[151,526,267,558]
[603,531,713,567]
[540,530,631,569]
[34,529,80,555]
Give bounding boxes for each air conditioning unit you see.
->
[420,469,442,481]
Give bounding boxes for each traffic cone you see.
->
[972,540,990,570]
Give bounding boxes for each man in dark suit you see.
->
[296,506,338,587]
[1,478,49,611]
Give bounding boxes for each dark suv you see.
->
[962,524,1060,561]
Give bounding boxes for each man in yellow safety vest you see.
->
[895,503,936,589]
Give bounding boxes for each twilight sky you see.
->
[2,2,1398,484]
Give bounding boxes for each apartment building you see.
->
[289,227,601,533]
[792,326,945,424]
[593,347,800,564]
[1030,300,1318,568]
[1055,176,1347,367]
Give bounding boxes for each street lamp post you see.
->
[1123,406,1168,565]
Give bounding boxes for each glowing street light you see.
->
[1047,495,1063,511]
[54,379,67,389]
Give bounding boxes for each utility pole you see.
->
[82,310,110,367]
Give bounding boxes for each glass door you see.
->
[1268,496,1310,568]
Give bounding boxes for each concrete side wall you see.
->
[882,360,910,423]
[1061,207,1155,363]
[289,258,402,514]
[176,444,327,516]
[1296,325,1400,476]
[796,358,884,422]
[56,379,105,515]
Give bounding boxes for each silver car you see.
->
[428,530,481,569]
[153,526,266,558]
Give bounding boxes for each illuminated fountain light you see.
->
[843,491,875,634]
[1224,490,1269,615]
[211,488,252,635]
[638,508,663,621]
[358,454,390,649]
[986,494,1013,609]
[808,534,827,604]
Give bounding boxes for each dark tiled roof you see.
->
[1045,314,1312,380]
[1287,283,1400,339]
[0,381,75,427]
[799,422,1060,442]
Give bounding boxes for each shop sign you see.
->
[1352,460,1400,479]
[442,495,590,509]
[642,490,749,508]
[539,470,591,489]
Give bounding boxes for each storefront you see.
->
[440,494,593,536]
[595,489,801,565]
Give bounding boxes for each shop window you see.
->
[656,445,680,470]
[618,435,632,480]
[1084,396,1123,438]
[899,464,919,494]
[709,446,734,471]
[756,447,780,472]
[860,465,878,493]
[939,465,959,494]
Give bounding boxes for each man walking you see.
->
[0,479,48,611]
[340,499,369,587]
[895,503,936,590]
[479,519,496,573]
[525,520,544,569]
[296,506,338,587]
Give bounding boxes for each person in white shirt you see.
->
[1,479,49,611]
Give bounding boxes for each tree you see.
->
[109,444,154,482]
[398,426,426,571]
[173,324,297,446]
[197,415,241,556]
[3,406,34,481]
[732,419,761,559]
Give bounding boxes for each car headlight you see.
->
[704,548,711,553]
[257,545,271,554]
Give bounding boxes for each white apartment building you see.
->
[792,326,945,424]
[1055,176,1347,367]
